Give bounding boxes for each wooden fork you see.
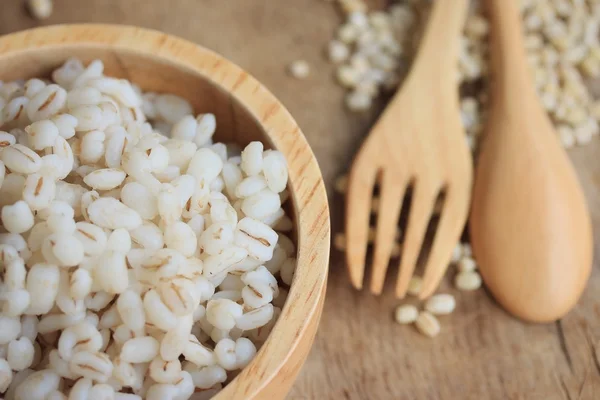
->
[345,0,473,299]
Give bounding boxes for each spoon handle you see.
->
[487,0,537,102]
[410,0,470,80]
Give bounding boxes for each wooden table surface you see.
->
[3,1,600,399]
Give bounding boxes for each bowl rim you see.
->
[0,24,330,399]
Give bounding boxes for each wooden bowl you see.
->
[0,24,330,399]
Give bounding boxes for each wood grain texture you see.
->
[3,1,600,399]
[345,0,473,299]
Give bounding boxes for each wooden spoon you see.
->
[469,0,593,323]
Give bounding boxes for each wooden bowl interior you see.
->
[0,27,329,399]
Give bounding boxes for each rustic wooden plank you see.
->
[3,1,600,399]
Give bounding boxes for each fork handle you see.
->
[410,0,470,80]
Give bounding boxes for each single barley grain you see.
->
[288,60,311,79]
[415,311,441,338]
[455,270,482,291]
[424,294,456,315]
[394,304,418,324]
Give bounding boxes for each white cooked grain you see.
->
[143,289,179,332]
[0,58,296,398]
[461,243,472,257]
[25,119,59,150]
[73,222,107,256]
[240,141,264,176]
[214,338,237,370]
[83,168,126,191]
[235,175,268,198]
[24,79,46,99]
[288,60,310,79]
[0,358,12,392]
[160,315,193,361]
[0,131,17,149]
[1,144,42,174]
[69,351,113,382]
[120,337,159,364]
[28,0,53,20]
[261,207,285,228]
[55,270,85,315]
[149,356,182,384]
[234,217,278,263]
[82,292,113,315]
[106,228,132,254]
[457,256,477,273]
[415,311,441,338]
[234,337,256,369]
[171,115,197,142]
[120,182,158,220]
[210,198,238,228]
[241,189,281,220]
[58,322,103,360]
[22,173,56,211]
[455,270,482,291]
[14,369,61,400]
[68,377,93,400]
[88,383,116,399]
[164,221,197,257]
[186,147,223,184]
[69,268,93,300]
[194,113,217,147]
[206,299,243,331]
[41,233,84,267]
[37,312,85,335]
[157,184,183,225]
[185,364,227,389]
[27,84,67,121]
[95,251,129,294]
[203,246,248,279]
[0,316,22,345]
[4,257,26,291]
[235,303,274,330]
[424,294,456,315]
[87,197,142,230]
[98,303,123,330]
[154,94,193,125]
[394,304,418,324]
[25,263,60,315]
[280,257,296,285]
[2,289,31,317]
[328,40,350,63]
[2,96,29,126]
[1,200,34,234]
[130,221,164,250]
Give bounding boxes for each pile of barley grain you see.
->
[0,58,296,399]
[327,0,600,150]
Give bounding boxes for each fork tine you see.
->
[370,172,406,295]
[419,189,469,299]
[395,183,436,298]
[345,153,378,290]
